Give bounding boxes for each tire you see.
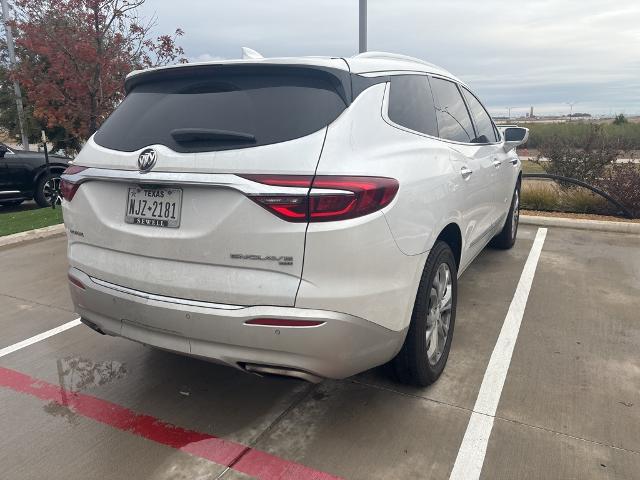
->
[391,240,457,386]
[0,199,24,207]
[490,183,520,250]
[34,172,62,207]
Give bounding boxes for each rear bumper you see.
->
[68,267,406,380]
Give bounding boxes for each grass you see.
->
[521,182,558,211]
[521,180,614,216]
[520,159,545,173]
[0,205,63,237]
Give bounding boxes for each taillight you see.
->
[60,165,87,201]
[240,175,398,222]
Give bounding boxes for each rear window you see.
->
[94,66,349,153]
[388,75,438,137]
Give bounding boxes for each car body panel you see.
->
[69,266,406,380]
[66,129,329,306]
[62,53,523,380]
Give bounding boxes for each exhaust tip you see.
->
[80,317,106,335]
[243,363,323,383]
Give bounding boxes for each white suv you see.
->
[61,51,528,386]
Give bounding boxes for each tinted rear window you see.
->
[388,75,438,136]
[94,66,349,153]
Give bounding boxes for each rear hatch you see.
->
[64,63,351,307]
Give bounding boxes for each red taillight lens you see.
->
[310,176,398,221]
[60,165,87,201]
[60,181,80,201]
[240,175,398,222]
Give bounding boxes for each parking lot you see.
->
[1,224,639,479]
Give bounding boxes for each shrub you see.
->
[520,121,640,150]
[535,124,619,185]
[613,114,628,125]
[596,163,640,218]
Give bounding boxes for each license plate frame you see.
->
[125,186,183,228]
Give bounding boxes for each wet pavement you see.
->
[0,225,639,479]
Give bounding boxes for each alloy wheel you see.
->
[43,176,62,205]
[512,189,520,238]
[426,262,452,365]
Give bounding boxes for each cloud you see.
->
[187,53,226,63]
[139,0,640,115]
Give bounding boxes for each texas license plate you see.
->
[125,187,182,228]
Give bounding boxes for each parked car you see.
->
[0,143,71,207]
[61,51,528,386]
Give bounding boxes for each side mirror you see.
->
[503,127,529,153]
[0,145,8,158]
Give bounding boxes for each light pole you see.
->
[0,0,29,150]
[566,101,577,122]
[359,0,367,53]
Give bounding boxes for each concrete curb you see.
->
[521,215,640,234]
[0,223,66,248]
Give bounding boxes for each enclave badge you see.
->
[231,254,294,266]
[138,148,157,173]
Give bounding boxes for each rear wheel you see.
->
[392,240,457,386]
[490,183,520,250]
[34,173,62,207]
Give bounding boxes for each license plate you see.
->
[125,187,182,228]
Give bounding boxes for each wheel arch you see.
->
[32,163,68,185]
[436,223,462,269]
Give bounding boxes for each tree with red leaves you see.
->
[7,0,186,152]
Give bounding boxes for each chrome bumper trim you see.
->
[89,275,244,310]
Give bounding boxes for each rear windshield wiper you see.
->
[170,128,256,144]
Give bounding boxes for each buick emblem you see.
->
[138,148,157,173]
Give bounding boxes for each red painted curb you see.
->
[0,366,340,480]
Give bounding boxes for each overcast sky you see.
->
[139,0,640,116]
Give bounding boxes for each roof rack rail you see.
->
[352,51,438,69]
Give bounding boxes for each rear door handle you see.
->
[460,166,473,179]
[510,157,518,165]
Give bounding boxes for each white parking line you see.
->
[450,227,547,480]
[0,318,81,359]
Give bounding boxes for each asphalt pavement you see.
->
[0,225,638,479]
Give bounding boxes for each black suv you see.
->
[0,143,71,207]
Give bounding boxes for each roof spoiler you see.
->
[241,47,264,60]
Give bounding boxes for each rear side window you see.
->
[429,77,475,143]
[94,66,349,153]
[388,75,438,136]
[461,87,498,143]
